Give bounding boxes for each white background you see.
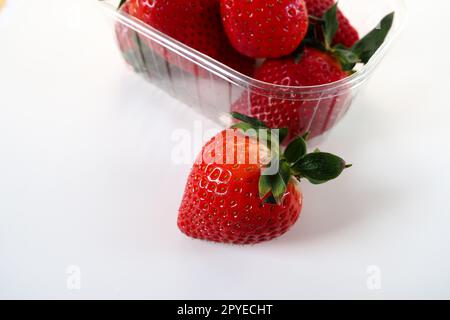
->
[1,0,450,299]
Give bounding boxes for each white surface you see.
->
[1,0,450,299]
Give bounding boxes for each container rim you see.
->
[100,0,407,96]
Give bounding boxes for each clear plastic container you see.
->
[101,0,406,143]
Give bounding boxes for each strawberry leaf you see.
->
[231,112,268,128]
[352,12,395,64]
[308,15,324,23]
[278,128,289,145]
[323,3,339,49]
[118,0,127,10]
[263,195,277,205]
[228,113,351,206]
[231,122,254,132]
[332,45,360,71]
[134,33,150,73]
[284,137,307,164]
[293,152,348,184]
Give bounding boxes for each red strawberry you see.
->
[232,47,350,140]
[305,0,359,47]
[220,0,309,58]
[232,7,395,141]
[121,0,255,76]
[178,113,350,245]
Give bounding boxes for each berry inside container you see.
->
[101,0,406,145]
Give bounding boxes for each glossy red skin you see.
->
[305,0,359,48]
[178,129,303,245]
[232,47,350,141]
[221,0,309,58]
[124,0,255,76]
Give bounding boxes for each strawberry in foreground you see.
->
[220,0,309,58]
[232,5,395,141]
[305,0,359,48]
[178,113,350,245]
[119,0,255,76]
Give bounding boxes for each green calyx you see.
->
[230,112,288,152]
[118,0,127,10]
[231,113,351,205]
[306,3,395,71]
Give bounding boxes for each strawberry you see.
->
[305,0,359,47]
[232,47,350,140]
[232,5,395,141]
[220,0,309,58]
[120,0,255,76]
[178,113,350,244]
